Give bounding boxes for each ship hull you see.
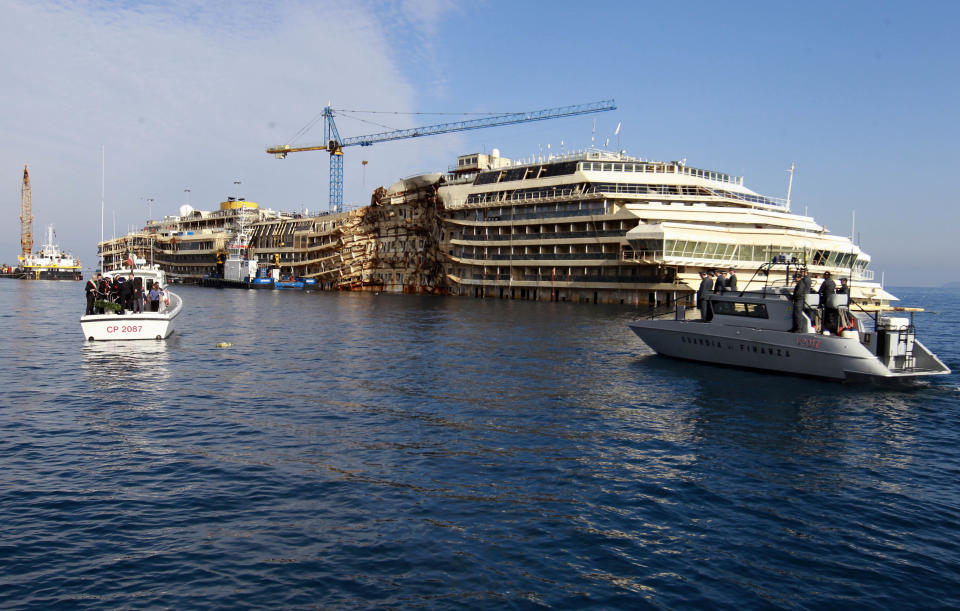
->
[22,269,83,280]
[627,320,949,383]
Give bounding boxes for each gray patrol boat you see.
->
[628,262,950,383]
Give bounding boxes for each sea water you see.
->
[1,282,958,608]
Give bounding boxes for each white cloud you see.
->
[0,0,456,268]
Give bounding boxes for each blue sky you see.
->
[1,0,957,285]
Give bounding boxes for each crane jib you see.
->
[339,101,616,149]
[266,99,616,213]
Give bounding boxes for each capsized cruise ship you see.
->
[99,147,890,308]
[434,148,888,306]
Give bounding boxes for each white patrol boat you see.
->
[627,262,950,383]
[80,263,183,341]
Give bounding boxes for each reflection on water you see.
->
[81,336,174,390]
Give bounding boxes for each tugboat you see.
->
[627,260,950,383]
[249,267,275,288]
[275,273,304,289]
[18,224,83,280]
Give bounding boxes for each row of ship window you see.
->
[466,273,669,284]
[711,301,769,319]
[473,161,739,186]
[465,181,783,209]
[475,161,580,185]
[590,183,784,208]
[630,239,868,269]
[163,241,216,252]
[455,229,625,241]
[464,183,709,206]
[456,207,608,221]
[584,162,739,185]
[451,250,619,261]
[250,220,343,239]
[682,336,791,357]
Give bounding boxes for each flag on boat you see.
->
[127,253,136,269]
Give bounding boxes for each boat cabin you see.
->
[701,290,856,335]
[102,264,168,289]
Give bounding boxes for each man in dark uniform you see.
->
[110,276,121,306]
[118,276,133,312]
[818,271,837,333]
[714,271,726,294]
[726,268,738,292]
[790,272,809,332]
[84,274,99,315]
[837,278,849,294]
[96,275,109,313]
[696,271,712,320]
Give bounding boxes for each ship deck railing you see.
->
[620,250,875,282]
[453,252,620,262]
[454,229,625,241]
[449,183,787,211]
[468,273,675,284]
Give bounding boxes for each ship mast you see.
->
[785,162,795,213]
[20,165,33,258]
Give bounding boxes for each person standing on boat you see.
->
[157,284,168,311]
[96,275,109,314]
[837,277,849,294]
[118,276,133,313]
[713,271,726,294]
[84,274,99,315]
[132,277,144,314]
[790,272,809,332]
[148,284,161,312]
[697,271,712,319]
[819,271,838,333]
[726,268,737,293]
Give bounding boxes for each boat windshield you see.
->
[104,268,166,287]
[712,300,769,318]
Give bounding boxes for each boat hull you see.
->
[627,320,949,382]
[275,281,304,289]
[80,292,182,341]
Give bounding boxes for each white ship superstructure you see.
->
[436,149,888,305]
[223,214,258,283]
[101,199,280,281]
[18,224,83,280]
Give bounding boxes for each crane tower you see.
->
[267,100,616,213]
[20,165,33,258]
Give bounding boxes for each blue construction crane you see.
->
[266,100,616,213]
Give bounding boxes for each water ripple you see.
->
[0,282,958,608]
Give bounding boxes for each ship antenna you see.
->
[785,162,795,212]
[100,146,105,272]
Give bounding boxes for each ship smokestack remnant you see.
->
[20,165,33,258]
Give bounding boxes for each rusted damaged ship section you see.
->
[246,175,450,294]
[359,176,450,295]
